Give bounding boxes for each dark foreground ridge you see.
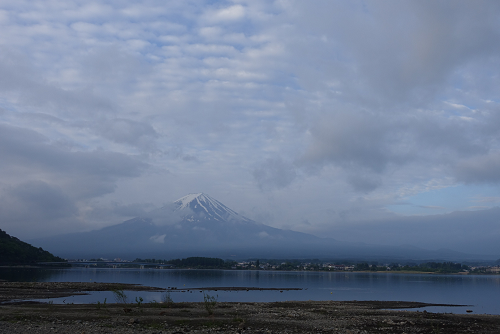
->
[0,229,66,265]
[0,282,500,333]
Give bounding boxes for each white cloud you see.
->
[150,234,166,243]
[199,26,223,39]
[258,231,270,238]
[209,5,246,22]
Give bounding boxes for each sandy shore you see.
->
[0,282,499,333]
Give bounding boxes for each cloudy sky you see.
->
[1,0,500,254]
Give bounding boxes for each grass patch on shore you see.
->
[144,321,164,330]
[202,320,223,328]
[232,316,244,323]
[174,319,190,326]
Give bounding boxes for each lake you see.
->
[1,267,499,314]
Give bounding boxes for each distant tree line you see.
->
[128,257,474,273]
[133,257,236,269]
[354,261,469,273]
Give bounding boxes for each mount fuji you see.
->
[31,193,475,260]
[31,193,324,259]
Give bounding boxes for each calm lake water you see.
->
[1,268,499,315]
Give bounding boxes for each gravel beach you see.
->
[0,282,499,333]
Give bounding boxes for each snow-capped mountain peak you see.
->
[173,193,250,223]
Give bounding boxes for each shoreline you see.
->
[0,282,499,333]
[0,282,165,304]
[3,265,499,276]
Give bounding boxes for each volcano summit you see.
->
[172,193,253,224]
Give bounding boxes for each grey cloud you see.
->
[20,112,67,125]
[455,153,500,184]
[182,154,197,162]
[288,1,500,104]
[0,181,85,239]
[81,202,156,226]
[247,207,275,226]
[323,207,500,255]
[162,146,199,162]
[0,47,114,116]
[2,181,77,221]
[284,0,500,193]
[111,203,154,217]
[253,157,297,190]
[93,118,159,150]
[301,218,311,226]
[417,205,445,210]
[80,46,148,88]
[14,112,161,152]
[298,112,417,193]
[0,123,148,237]
[411,116,485,157]
[298,108,494,192]
[300,112,404,173]
[0,124,146,182]
[347,173,381,193]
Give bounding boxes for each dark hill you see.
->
[0,229,65,264]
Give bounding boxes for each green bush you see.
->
[203,293,218,315]
[112,289,128,304]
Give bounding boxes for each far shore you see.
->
[2,264,499,276]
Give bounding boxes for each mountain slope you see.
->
[0,229,66,264]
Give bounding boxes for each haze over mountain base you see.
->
[31,194,495,261]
